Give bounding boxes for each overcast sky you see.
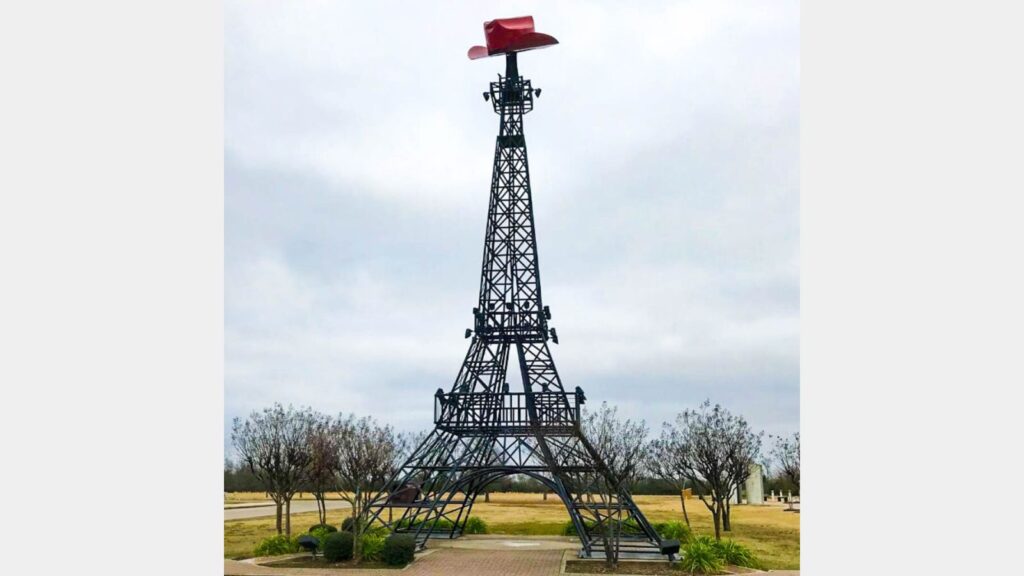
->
[225,0,799,456]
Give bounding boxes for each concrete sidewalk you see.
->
[429,534,578,551]
[225,544,798,576]
[225,548,562,576]
[224,499,351,521]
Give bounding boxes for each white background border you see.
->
[1,2,224,573]
[2,1,1023,573]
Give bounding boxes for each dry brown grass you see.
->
[224,507,351,559]
[224,491,348,504]
[224,492,799,569]
[469,493,799,569]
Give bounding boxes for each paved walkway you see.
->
[429,534,578,551]
[224,538,798,575]
[225,500,351,521]
[224,548,562,576]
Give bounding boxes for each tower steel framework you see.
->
[364,26,673,559]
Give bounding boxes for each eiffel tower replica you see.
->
[365,17,676,559]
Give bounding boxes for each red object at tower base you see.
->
[468,16,558,60]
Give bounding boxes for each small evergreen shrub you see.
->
[562,520,578,536]
[382,533,416,566]
[677,538,724,574]
[341,516,356,532]
[711,539,757,568]
[366,525,391,537]
[395,517,454,532]
[309,526,335,550]
[464,516,488,534]
[691,535,716,547]
[562,519,641,537]
[253,534,300,557]
[562,520,598,536]
[653,521,692,542]
[361,533,387,562]
[322,531,354,562]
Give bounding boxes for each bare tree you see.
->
[646,435,690,527]
[664,400,758,540]
[307,413,341,526]
[231,403,317,535]
[770,432,800,492]
[721,414,762,531]
[395,429,427,465]
[581,401,649,568]
[335,414,405,562]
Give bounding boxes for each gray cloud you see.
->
[225,0,799,455]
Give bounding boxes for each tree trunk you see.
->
[543,491,548,501]
[721,487,732,532]
[712,498,720,537]
[677,490,691,527]
[485,491,490,503]
[353,487,363,562]
[612,504,620,568]
[275,500,283,535]
[723,496,732,532]
[320,494,327,525]
[602,488,616,568]
[285,498,292,536]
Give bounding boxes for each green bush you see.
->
[622,519,642,533]
[366,525,391,537]
[382,533,416,566]
[677,538,724,574]
[322,531,354,562]
[309,526,335,550]
[562,519,644,537]
[690,535,716,547]
[464,516,488,534]
[711,539,757,568]
[253,534,299,557]
[653,521,692,542]
[562,520,598,536]
[361,533,387,561]
[395,517,454,532]
[309,523,337,534]
[337,516,389,543]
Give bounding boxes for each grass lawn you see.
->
[472,493,799,570]
[225,507,351,559]
[224,492,799,569]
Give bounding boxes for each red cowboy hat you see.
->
[467,16,558,60]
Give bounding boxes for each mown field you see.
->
[224,492,799,569]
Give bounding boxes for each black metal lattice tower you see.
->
[364,52,670,558]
